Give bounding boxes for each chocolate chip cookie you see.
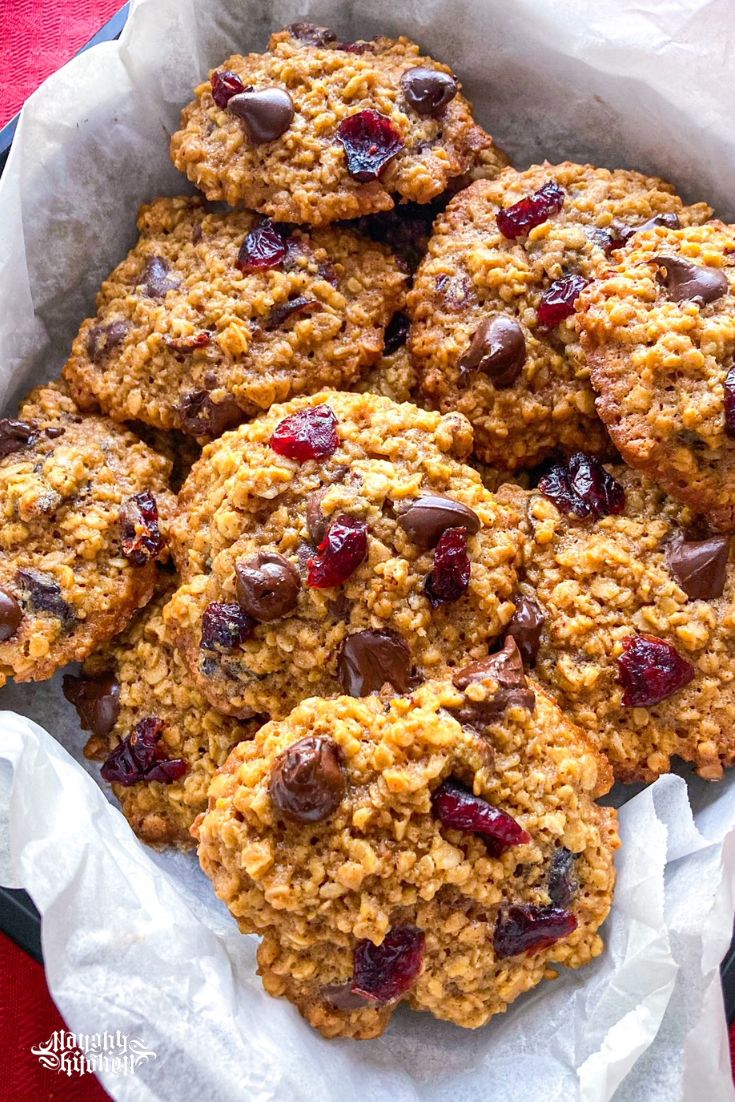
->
[0,382,171,685]
[67,588,258,848]
[164,390,523,720]
[63,196,406,437]
[408,162,712,470]
[577,220,735,531]
[500,458,735,780]
[170,25,506,226]
[193,668,618,1039]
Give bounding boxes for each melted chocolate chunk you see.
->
[139,256,181,299]
[16,568,74,629]
[264,296,322,330]
[235,551,301,621]
[653,255,728,307]
[397,493,481,549]
[338,630,412,697]
[179,390,243,437]
[458,316,526,385]
[0,419,39,460]
[506,595,546,667]
[400,66,458,116]
[228,87,295,143]
[87,319,131,363]
[321,982,371,1011]
[286,22,338,47]
[0,587,22,641]
[269,735,346,823]
[666,532,729,600]
[547,847,579,908]
[62,672,120,738]
[451,637,535,725]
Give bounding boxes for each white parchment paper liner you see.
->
[1,1,735,1099]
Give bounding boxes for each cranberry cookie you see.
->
[63,197,406,437]
[0,382,171,685]
[170,25,505,226]
[408,162,712,470]
[66,588,258,848]
[501,458,735,780]
[578,221,735,531]
[164,390,523,719]
[194,666,618,1039]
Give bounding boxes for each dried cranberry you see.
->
[307,516,368,588]
[496,181,565,240]
[433,779,530,855]
[494,904,577,958]
[725,366,735,438]
[384,312,410,355]
[424,526,471,607]
[200,602,255,651]
[537,274,589,329]
[120,491,165,566]
[352,926,425,1003]
[165,331,211,353]
[539,453,625,520]
[270,404,339,462]
[336,110,404,182]
[264,296,322,330]
[237,219,288,273]
[100,717,188,787]
[211,69,246,108]
[617,633,695,707]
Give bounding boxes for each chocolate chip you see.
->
[235,551,301,621]
[384,312,410,355]
[666,532,730,600]
[548,847,579,908]
[228,87,295,143]
[400,66,458,116]
[139,256,181,299]
[45,427,65,440]
[321,983,370,1011]
[458,316,526,386]
[269,735,346,823]
[506,595,546,667]
[179,390,243,437]
[286,22,338,47]
[608,211,680,251]
[338,630,412,697]
[0,419,39,460]
[451,637,535,724]
[397,494,481,549]
[87,319,131,363]
[16,568,74,629]
[306,488,331,545]
[264,296,322,330]
[0,588,22,641]
[62,672,120,738]
[652,255,728,307]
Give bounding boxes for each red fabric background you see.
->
[0,0,122,128]
[0,0,734,1095]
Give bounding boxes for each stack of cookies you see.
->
[5,22,735,1040]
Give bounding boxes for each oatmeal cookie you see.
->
[578,221,735,531]
[0,381,171,685]
[164,390,523,720]
[63,196,406,437]
[66,588,259,848]
[169,25,505,226]
[500,459,735,781]
[194,668,618,1039]
[408,161,712,471]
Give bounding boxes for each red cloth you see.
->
[0,932,109,1100]
[0,0,123,128]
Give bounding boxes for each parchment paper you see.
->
[1,1,735,1099]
